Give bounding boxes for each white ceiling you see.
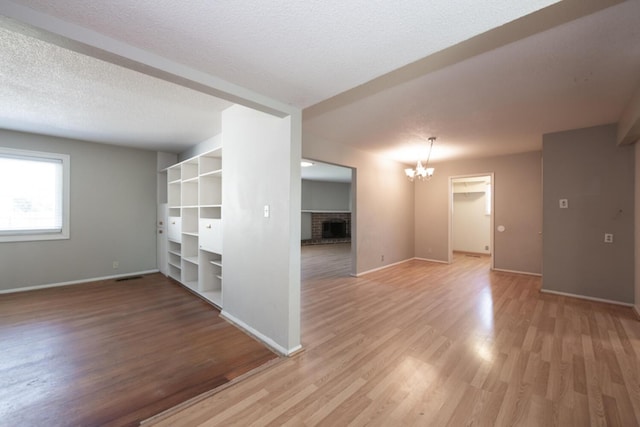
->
[0,1,639,169]
[301,160,352,183]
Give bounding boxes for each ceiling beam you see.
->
[304,0,625,120]
[0,3,298,119]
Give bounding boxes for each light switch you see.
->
[264,204,270,218]
[604,233,613,243]
[559,199,569,209]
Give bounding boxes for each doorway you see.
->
[300,159,356,277]
[448,174,494,269]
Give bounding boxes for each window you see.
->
[0,147,70,242]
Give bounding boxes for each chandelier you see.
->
[405,136,436,181]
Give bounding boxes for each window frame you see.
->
[0,147,70,243]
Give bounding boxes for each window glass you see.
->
[0,147,70,242]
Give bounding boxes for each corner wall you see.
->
[635,141,640,313]
[0,129,157,291]
[414,151,542,274]
[303,134,414,274]
[222,105,301,354]
[543,124,634,304]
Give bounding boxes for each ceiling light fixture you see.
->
[405,137,436,181]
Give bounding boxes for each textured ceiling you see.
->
[0,26,232,152]
[5,0,561,108]
[304,0,640,163]
[0,0,638,166]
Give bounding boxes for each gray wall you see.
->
[0,129,157,291]
[543,124,634,303]
[303,134,414,274]
[415,151,542,274]
[636,141,640,312]
[301,180,351,211]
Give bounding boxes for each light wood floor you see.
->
[148,243,640,426]
[0,275,277,427]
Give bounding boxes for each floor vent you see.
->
[115,276,143,282]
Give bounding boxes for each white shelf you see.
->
[184,280,198,291]
[183,256,198,265]
[200,169,222,177]
[200,290,222,307]
[167,147,223,309]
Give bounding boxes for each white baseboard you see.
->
[492,268,541,277]
[0,269,160,294]
[540,288,634,307]
[413,257,449,264]
[220,310,301,357]
[355,258,414,277]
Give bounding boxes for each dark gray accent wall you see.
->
[301,180,351,212]
[0,129,158,291]
[542,124,634,303]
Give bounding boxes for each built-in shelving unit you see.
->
[165,147,223,307]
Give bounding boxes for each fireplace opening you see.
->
[322,219,348,239]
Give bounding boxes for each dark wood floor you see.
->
[0,274,277,427]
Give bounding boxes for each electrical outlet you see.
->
[559,199,569,209]
[263,204,270,218]
[381,255,384,262]
[113,261,119,269]
[604,233,613,243]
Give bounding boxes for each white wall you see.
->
[0,129,158,291]
[222,105,301,354]
[452,191,491,254]
[303,134,414,274]
[301,212,312,240]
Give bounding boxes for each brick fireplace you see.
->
[303,212,351,245]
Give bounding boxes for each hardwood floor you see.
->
[0,275,277,427]
[148,244,640,426]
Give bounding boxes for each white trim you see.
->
[492,268,541,277]
[0,146,70,242]
[0,269,160,294]
[221,310,302,357]
[413,257,449,264]
[448,173,495,269]
[354,258,413,277]
[540,288,634,307]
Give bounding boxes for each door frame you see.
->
[448,172,495,270]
